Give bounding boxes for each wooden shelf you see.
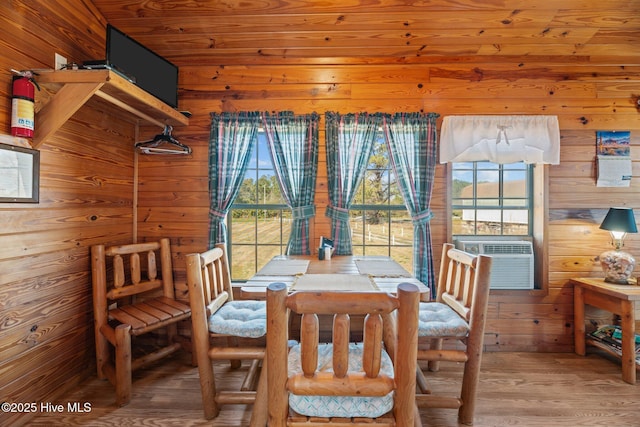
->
[0,134,32,148]
[585,337,640,369]
[32,69,189,148]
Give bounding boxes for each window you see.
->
[451,160,548,292]
[351,133,413,272]
[452,161,532,236]
[228,131,414,279]
[228,132,290,280]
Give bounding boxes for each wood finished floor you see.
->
[30,350,639,427]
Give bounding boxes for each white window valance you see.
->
[439,115,560,164]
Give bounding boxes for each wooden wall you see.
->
[161,62,640,353]
[2,1,640,425]
[0,2,137,426]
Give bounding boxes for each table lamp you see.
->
[598,207,637,284]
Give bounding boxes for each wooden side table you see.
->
[570,277,640,384]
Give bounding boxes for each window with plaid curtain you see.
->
[262,111,319,255]
[208,112,261,246]
[382,112,439,296]
[324,112,383,255]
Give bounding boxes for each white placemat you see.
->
[355,259,411,277]
[254,259,309,276]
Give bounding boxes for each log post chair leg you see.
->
[227,335,242,369]
[114,324,132,407]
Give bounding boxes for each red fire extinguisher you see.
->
[11,70,39,138]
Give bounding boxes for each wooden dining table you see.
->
[239,254,430,299]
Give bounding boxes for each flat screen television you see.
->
[106,24,179,108]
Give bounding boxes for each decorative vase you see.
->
[598,249,636,284]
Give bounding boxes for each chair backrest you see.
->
[436,242,492,328]
[185,243,234,316]
[91,238,175,303]
[267,282,419,427]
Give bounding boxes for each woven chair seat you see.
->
[208,300,267,338]
[417,302,469,338]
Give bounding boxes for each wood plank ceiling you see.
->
[90,0,640,67]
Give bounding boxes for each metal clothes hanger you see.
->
[135,125,192,155]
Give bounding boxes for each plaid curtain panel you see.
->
[262,111,319,255]
[383,112,439,297]
[325,112,383,255]
[208,112,261,246]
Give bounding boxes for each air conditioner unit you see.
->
[454,240,534,289]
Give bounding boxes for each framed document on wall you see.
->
[0,142,40,203]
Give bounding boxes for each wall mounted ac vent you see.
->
[454,240,534,289]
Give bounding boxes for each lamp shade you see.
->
[599,207,638,233]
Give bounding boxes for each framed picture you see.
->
[0,142,40,203]
[596,130,630,157]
